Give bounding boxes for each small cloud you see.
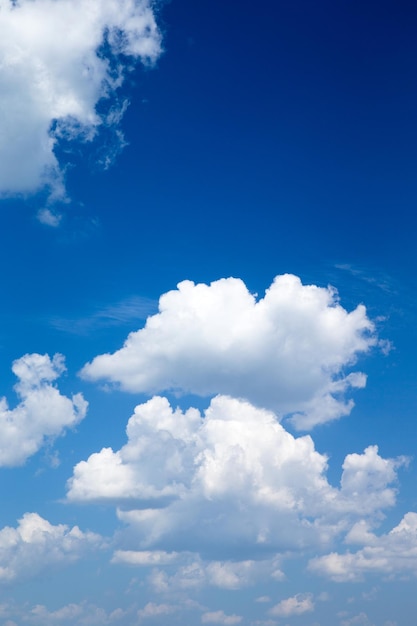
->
[334,263,393,294]
[111,550,179,566]
[137,603,177,620]
[269,594,314,617]
[37,208,62,227]
[202,610,242,625]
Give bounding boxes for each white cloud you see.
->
[0,599,206,625]
[309,512,417,581]
[0,353,87,466]
[67,395,404,558]
[146,556,260,594]
[37,207,62,227]
[81,274,376,429]
[137,602,178,620]
[4,601,127,626]
[205,560,255,590]
[269,593,314,617]
[0,512,101,582]
[111,550,179,566]
[0,0,161,198]
[201,610,242,625]
[338,445,407,515]
[339,613,374,626]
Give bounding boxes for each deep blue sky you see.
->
[0,1,417,625]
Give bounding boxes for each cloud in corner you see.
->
[0,0,162,199]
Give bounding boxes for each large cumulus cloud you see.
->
[0,0,161,197]
[81,274,376,429]
[67,395,405,558]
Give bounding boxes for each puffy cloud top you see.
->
[82,274,375,428]
[269,593,314,617]
[0,0,161,197]
[0,512,101,582]
[67,394,404,557]
[309,512,417,582]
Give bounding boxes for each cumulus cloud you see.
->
[0,0,161,198]
[0,512,101,582]
[145,556,264,595]
[309,512,417,582]
[269,593,314,617]
[67,395,404,557]
[81,274,376,429]
[0,353,87,466]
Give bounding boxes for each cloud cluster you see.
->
[0,601,127,626]
[0,512,101,582]
[82,274,376,429]
[309,512,417,582]
[67,394,404,558]
[0,353,87,466]
[0,0,161,198]
[143,555,262,594]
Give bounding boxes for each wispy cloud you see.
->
[49,296,157,335]
[334,263,394,294]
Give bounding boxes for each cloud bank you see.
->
[0,0,162,198]
[82,274,376,428]
[0,353,87,466]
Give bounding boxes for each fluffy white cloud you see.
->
[0,512,101,582]
[269,593,314,617]
[309,512,417,582]
[338,445,407,514]
[67,395,404,557]
[0,353,87,466]
[145,556,263,594]
[81,275,376,429]
[0,0,161,197]
[205,560,256,590]
[201,611,242,625]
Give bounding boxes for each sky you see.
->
[0,0,417,624]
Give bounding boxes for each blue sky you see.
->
[0,0,417,624]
